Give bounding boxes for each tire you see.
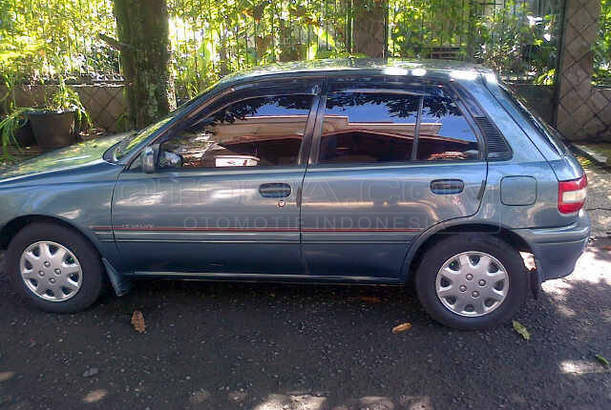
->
[415,233,529,330]
[7,222,104,313]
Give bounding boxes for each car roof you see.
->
[217,58,494,86]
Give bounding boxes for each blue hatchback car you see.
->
[0,60,590,329]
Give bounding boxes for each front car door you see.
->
[300,75,487,280]
[111,78,321,275]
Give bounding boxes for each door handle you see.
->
[259,183,291,198]
[430,179,464,194]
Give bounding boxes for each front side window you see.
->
[318,85,479,165]
[159,94,314,169]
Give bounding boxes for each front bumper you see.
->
[516,211,591,281]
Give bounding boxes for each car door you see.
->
[111,79,321,275]
[300,76,487,279]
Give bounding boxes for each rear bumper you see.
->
[516,211,591,281]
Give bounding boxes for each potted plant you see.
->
[27,80,91,149]
[0,73,36,150]
[0,107,30,162]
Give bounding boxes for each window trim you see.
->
[308,77,485,168]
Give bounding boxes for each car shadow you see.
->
[0,250,609,409]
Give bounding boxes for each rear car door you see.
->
[111,79,320,275]
[300,76,487,279]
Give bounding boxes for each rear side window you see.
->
[318,86,480,165]
[417,95,479,161]
[320,92,419,164]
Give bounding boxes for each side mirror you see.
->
[142,145,159,173]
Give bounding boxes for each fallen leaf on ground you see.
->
[359,296,381,303]
[392,323,412,334]
[131,310,146,333]
[512,320,530,340]
[595,354,609,367]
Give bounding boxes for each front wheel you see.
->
[415,234,529,329]
[7,222,104,313]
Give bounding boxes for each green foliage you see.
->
[389,0,471,58]
[512,320,531,341]
[48,80,92,129]
[0,0,575,99]
[167,0,354,99]
[472,1,558,81]
[596,353,609,367]
[0,0,117,82]
[0,80,90,161]
[593,0,610,86]
[0,107,28,159]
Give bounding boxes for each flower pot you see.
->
[28,110,76,149]
[14,120,36,147]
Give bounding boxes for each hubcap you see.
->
[435,251,509,317]
[19,241,82,302]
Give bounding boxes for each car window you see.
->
[416,95,480,161]
[318,87,479,165]
[113,83,219,161]
[319,92,420,164]
[498,85,568,155]
[159,94,314,169]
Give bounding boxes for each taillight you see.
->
[558,174,587,214]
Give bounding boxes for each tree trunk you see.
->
[113,0,175,128]
[353,0,387,58]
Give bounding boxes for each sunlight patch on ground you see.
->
[82,389,108,403]
[542,247,610,296]
[560,360,611,375]
[252,394,433,409]
[539,246,610,319]
[253,393,326,410]
[0,371,15,382]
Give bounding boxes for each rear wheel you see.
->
[7,222,103,313]
[415,234,528,329]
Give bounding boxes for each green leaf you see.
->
[595,354,609,367]
[512,320,530,340]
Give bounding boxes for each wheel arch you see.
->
[402,222,534,283]
[1,214,130,296]
[0,214,103,255]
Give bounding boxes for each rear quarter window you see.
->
[499,85,568,156]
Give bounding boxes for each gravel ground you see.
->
[0,244,609,410]
[0,164,609,410]
[582,160,610,238]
